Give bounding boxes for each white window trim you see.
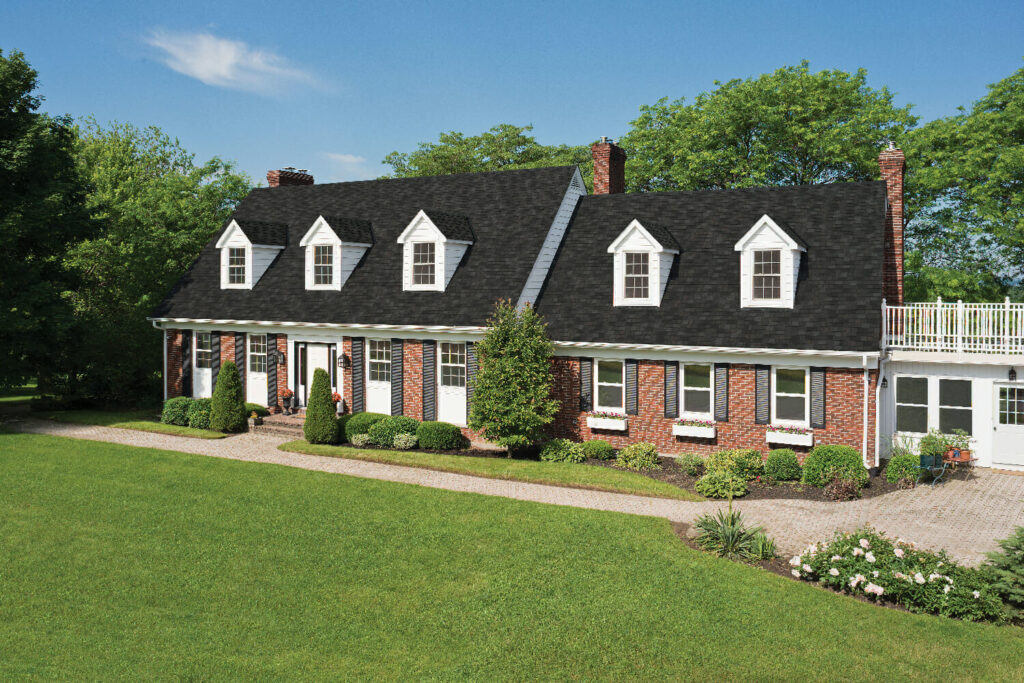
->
[734,214,805,309]
[895,375,975,437]
[411,242,438,288]
[438,342,467,389]
[248,334,268,374]
[594,358,626,414]
[938,378,973,435]
[607,219,679,307]
[397,210,472,293]
[679,363,715,419]
[771,366,810,427]
[894,374,929,436]
[367,338,392,384]
[194,331,213,369]
[220,244,251,289]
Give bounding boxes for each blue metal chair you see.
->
[916,453,949,486]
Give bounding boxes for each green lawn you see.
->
[1,432,1021,680]
[0,382,37,406]
[281,439,701,501]
[35,409,228,439]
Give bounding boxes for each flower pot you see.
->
[672,424,716,439]
[944,447,971,463]
[587,416,627,431]
[766,429,813,447]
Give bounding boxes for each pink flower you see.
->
[894,548,904,558]
[829,568,840,577]
[864,583,884,596]
[865,552,876,563]
[914,573,926,585]
[789,556,802,567]
[852,548,864,557]
[792,569,801,578]
[802,564,813,573]
[831,554,844,561]
[859,538,871,549]
[972,591,981,599]
[849,574,866,589]
[872,571,879,578]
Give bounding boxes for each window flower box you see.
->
[766,425,814,447]
[672,419,716,439]
[587,412,627,431]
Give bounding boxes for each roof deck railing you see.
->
[883,298,1024,354]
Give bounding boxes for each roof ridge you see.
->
[580,179,885,200]
[253,165,579,191]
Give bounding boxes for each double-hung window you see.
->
[368,340,391,382]
[195,333,212,369]
[228,248,246,285]
[773,367,807,424]
[681,364,712,416]
[939,379,972,435]
[753,250,781,300]
[895,376,928,434]
[248,334,267,374]
[440,343,466,387]
[412,243,435,286]
[624,253,650,300]
[313,245,333,286]
[595,360,624,412]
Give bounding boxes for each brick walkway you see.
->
[4,417,1023,566]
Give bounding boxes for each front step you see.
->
[253,412,306,438]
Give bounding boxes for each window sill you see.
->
[672,424,716,439]
[765,428,813,447]
[587,416,628,431]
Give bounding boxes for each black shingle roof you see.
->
[320,216,374,245]
[422,210,475,242]
[236,220,289,246]
[154,166,577,327]
[534,182,886,352]
[637,221,681,252]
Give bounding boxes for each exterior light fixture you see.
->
[273,350,285,364]
[1011,367,1018,382]
[338,354,351,369]
[880,376,888,389]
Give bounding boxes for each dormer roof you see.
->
[733,214,807,252]
[607,218,681,254]
[215,219,289,248]
[397,209,475,244]
[300,215,374,247]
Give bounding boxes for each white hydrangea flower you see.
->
[802,564,813,573]
[859,538,871,549]
[829,568,840,576]
[789,556,802,567]
[894,548,904,558]
[864,583,884,596]
[831,555,844,561]
[865,552,876,563]
[792,569,801,578]
[914,573,926,585]
[852,548,864,557]
[973,590,981,599]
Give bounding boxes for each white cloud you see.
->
[325,153,367,164]
[145,30,316,95]
[323,152,377,181]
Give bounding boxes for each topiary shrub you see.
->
[350,433,371,448]
[885,452,919,487]
[582,439,616,461]
[695,470,748,498]
[616,442,660,471]
[801,444,869,488]
[416,421,468,450]
[985,527,1024,623]
[540,439,586,463]
[186,398,212,430]
[245,403,270,417]
[209,361,248,433]
[161,396,193,426]
[680,453,705,477]
[336,414,352,444]
[303,368,339,444]
[764,449,801,481]
[393,433,418,450]
[367,415,420,447]
[706,449,763,480]
[344,412,389,442]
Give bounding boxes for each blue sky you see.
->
[3,0,1021,184]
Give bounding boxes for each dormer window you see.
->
[228,248,247,285]
[313,245,333,286]
[753,250,781,300]
[607,219,680,307]
[413,243,436,286]
[624,253,650,300]
[216,219,287,290]
[734,215,806,309]
[300,215,373,291]
[397,210,474,292]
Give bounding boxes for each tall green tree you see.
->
[620,62,917,192]
[64,120,252,402]
[0,49,92,390]
[468,300,560,452]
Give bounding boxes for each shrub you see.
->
[984,527,1024,623]
[367,415,420,447]
[801,444,868,488]
[209,361,247,433]
[680,453,705,477]
[245,403,270,417]
[764,449,801,481]
[824,475,862,501]
[706,449,763,480]
[416,421,469,450]
[161,396,193,426]
[350,433,371,448]
[751,533,777,561]
[918,429,948,457]
[791,528,1004,622]
[694,509,765,561]
[393,433,418,450]
[186,398,212,430]
[582,439,616,461]
[344,412,389,442]
[335,414,352,444]
[885,452,919,487]
[540,439,586,463]
[303,368,340,444]
[616,442,660,471]
[694,470,748,499]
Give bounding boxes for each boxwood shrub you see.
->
[161,397,193,426]
[616,442,660,471]
[186,398,213,430]
[885,452,919,486]
[367,416,420,447]
[764,449,801,481]
[540,439,586,463]
[344,412,389,442]
[801,444,869,488]
[210,360,248,433]
[416,421,468,450]
[582,439,616,460]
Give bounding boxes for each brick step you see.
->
[253,422,305,438]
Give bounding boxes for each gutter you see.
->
[152,320,166,402]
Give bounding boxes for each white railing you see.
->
[883,298,1024,354]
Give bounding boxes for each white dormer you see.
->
[607,219,680,307]
[733,214,805,309]
[396,210,474,292]
[215,219,286,290]
[299,216,372,291]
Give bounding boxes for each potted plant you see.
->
[765,424,814,447]
[281,388,294,415]
[331,391,343,415]
[944,428,973,463]
[672,418,716,439]
[249,410,263,427]
[586,411,627,431]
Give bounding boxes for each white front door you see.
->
[246,334,269,406]
[993,383,1024,468]
[193,332,213,398]
[437,342,467,426]
[305,344,331,405]
[366,339,392,414]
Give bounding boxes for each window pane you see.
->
[413,243,435,285]
[370,362,390,382]
[314,245,333,285]
[753,251,781,300]
[683,364,710,388]
[228,248,246,284]
[939,379,971,408]
[441,366,466,387]
[598,385,623,410]
[939,407,972,435]
[754,250,780,274]
[1001,388,1024,425]
[683,389,711,414]
[776,396,805,421]
[597,360,622,384]
[897,405,928,433]
[776,368,805,395]
[896,377,927,405]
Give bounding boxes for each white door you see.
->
[193,332,213,398]
[993,383,1024,467]
[437,342,467,426]
[305,344,331,406]
[246,334,269,406]
[366,339,392,414]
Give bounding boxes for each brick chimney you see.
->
[266,167,314,187]
[591,137,626,194]
[879,143,905,305]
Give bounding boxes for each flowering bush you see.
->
[281,388,294,399]
[331,392,342,403]
[674,418,715,428]
[590,411,626,420]
[790,529,1004,622]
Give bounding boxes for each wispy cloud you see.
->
[145,30,317,95]
[323,152,377,181]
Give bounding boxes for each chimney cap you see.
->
[600,135,612,144]
[296,169,308,174]
[282,166,297,172]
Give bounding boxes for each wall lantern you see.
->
[1010,367,1018,382]
[880,376,888,389]
[338,354,351,369]
[273,350,286,364]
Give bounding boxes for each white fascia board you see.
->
[734,214,805,252]
[607,219,679,254]
[300,215,341,247]
[397,210,447,243]
[215,220,250,248]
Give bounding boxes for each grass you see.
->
[35,409,228,439]
[1,431,1022,680]
[280,439,702,501]
[0,382,37,406]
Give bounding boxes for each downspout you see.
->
[153,321,166,402]
[862,354,870,469]
[874,355,885,472]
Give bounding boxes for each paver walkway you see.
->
[4,416,1023,565]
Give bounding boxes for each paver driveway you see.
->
[4,416,1023,565]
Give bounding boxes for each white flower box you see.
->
[587,416,627,431]
[766,429,814,447]
[672,424,716,439]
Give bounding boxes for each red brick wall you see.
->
[591,141,626,195]
[271,334,288,413]
[220,333,235,369]
[166,329,184,398]
[550,357,878,465]
[341,337,353,414]
[879,146,905,306]
[403,340,424,419]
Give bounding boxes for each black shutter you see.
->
[181,330,192,397]
[810,367,826,429]
[267,333,277,408]
[714,363,730,422]
[422,341,437,421]
[235,332,246,390]
[755,365,770,425]
[466,341,477,418]
[210,332,221,392]
[579,358,593,411]
[330,344,338,392]
[293,341,302,402]
[664,361,679,418]
[351,337,365,413]
[625,359,638,416]
[391,339,404,416]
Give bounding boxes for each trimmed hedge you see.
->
[540,439,586,463]
[367,416,420,447]
[186,398,212,430]
[582,439,616,461]
[304,368,339,444]
[210,361,247,433]
[764,449,801,481]
[802,444,869,488]
[161,397,193,426]
[416,421,468,450]
[344,412,389,442]
[616,442,660,471]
